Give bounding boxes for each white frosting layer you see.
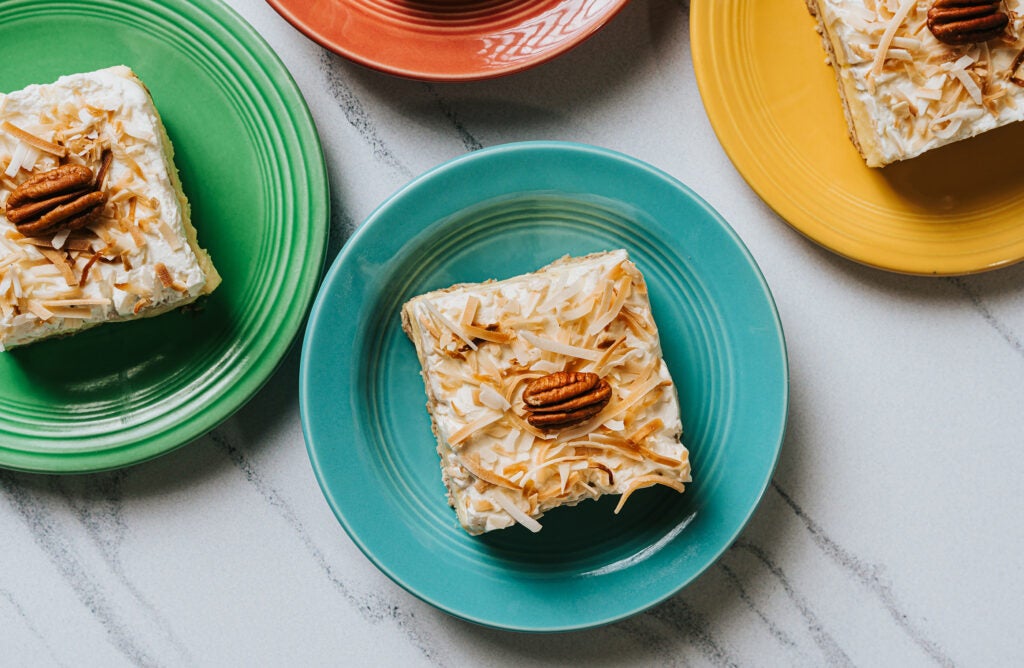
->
[403,250,690,535]
[0,66,211,349]
[810,0,1024,166]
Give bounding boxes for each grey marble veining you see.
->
[2,0,1024,665]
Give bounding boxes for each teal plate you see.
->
[300,142,787,631]
[0,0,329,473]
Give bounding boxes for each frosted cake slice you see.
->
[401,250,691,535]
[805,0,1024,167]
[0,66,220,350]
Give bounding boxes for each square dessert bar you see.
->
[401,250,691,535]
[806,0,1024,167]
[0,66,220,350]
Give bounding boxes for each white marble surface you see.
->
[4,0,1024,665]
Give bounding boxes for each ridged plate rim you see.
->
[265,0,631,81]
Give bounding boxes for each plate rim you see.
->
[264,0,631,82]
[0,0,330,474]
[299,140,789,631]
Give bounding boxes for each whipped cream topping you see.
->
[0,66,210,349]
[812,0,1024,165]
[404,250,690,535]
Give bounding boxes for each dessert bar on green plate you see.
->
[0,0,328,473]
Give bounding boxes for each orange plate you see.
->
[691,0,1024,276]
[266,0,630,81]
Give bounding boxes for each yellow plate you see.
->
[691,0,1024,276]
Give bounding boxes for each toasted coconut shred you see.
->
[401,250,690,535]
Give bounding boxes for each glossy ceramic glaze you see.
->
[300,142,788,631]
[691,0,1024,275]
[0,0,329,473]
[266,0,630,80]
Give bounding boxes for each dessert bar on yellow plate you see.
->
[0,66,220,350]
[401,249,691,535]
[806,0,1024,167]
[691,0,1024,275]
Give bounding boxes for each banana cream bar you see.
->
[0,66,220,350]
[401,250,691,535]
[806,0,1024,167]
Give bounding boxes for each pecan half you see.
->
[6,164,107,237]
[927,0,1009,45]
[522,371,612,429]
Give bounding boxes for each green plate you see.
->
[0,0,329,473]
[300,142,788,631]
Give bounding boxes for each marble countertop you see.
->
[4,0,1023,665]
